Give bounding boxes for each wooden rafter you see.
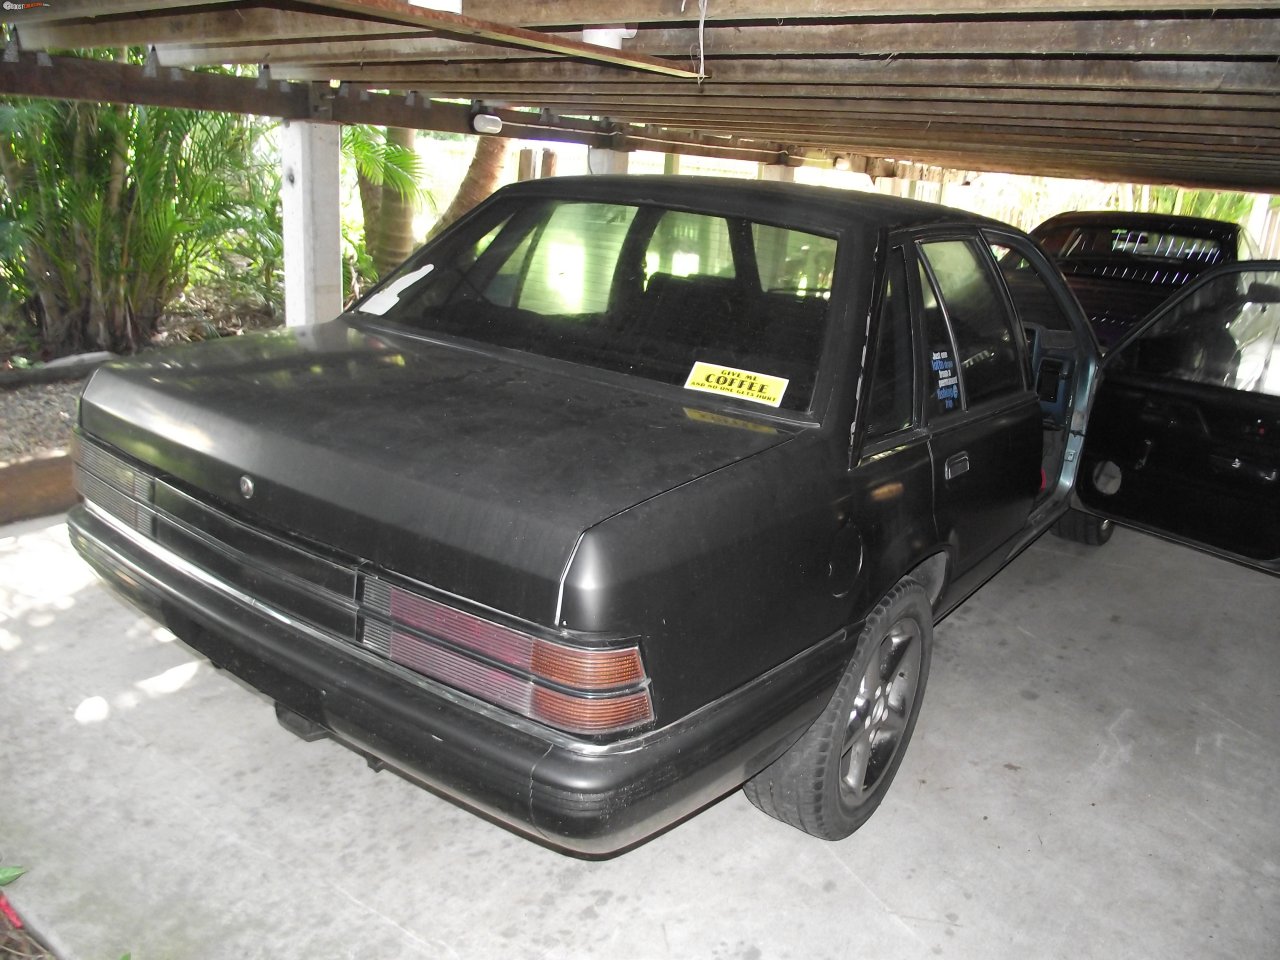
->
[2,1,1279,190]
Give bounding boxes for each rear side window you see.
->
[864,249,915,438]
[919,240,1024,407]
[918,259,960,418]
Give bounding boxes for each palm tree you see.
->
[343,124,428,278]
[426,135,509,242]
[0,96,272,356]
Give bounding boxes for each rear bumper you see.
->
[69,505,852,856]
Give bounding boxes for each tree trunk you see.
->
[357,167,381,241]
[426,136,508,242]
[370,126,417,278]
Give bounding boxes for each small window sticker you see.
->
[357,263,435,316]
[684,361,788,407]
[932,349,959,410]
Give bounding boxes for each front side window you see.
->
[355,198,839,413]
[989,241,1076,333]
[1119,267,1280,396]
[920,240,1024,407]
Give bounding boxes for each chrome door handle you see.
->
[945,452,970,480]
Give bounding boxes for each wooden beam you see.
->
[461,1,1280,27]
[290,0,702,78]
[265,57,1280,97]
[362,81,1280,114]
[14,9,416,48]
[5,0,1273,28]
[363,93,1280,135]
[599,116,1277,154]
[0,51,799,162]
[4,0,705,79]
[145,17,1280,66]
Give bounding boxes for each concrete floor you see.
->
[1,513,1277,960]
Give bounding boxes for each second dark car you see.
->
[1031,210,1256,350]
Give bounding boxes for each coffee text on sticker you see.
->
[684,362,788,407]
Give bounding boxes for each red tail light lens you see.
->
[531,686,655,734]
[363,577,653,736]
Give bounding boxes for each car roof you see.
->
[494,174,1011,236]
[1031,210,1242,240]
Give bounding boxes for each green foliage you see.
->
[198,128,283,312]
[1139,186,1254,225]
[0,865,26,885]
[343,125,438,279]
[342,123,430,207]
[341,219,378,305]
[0,95,279,357]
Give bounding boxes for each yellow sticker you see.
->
[683,407,779,435]
[683,362,789,407]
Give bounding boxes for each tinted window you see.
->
[644,209,735,281]
[1040,225,1225,265]
[865,249,915,438]
[920,240,1023,406]
[1121,268,1280,396]
[499,203,637,314]
[356,199,838,413]
[753,224,837,297]
[989,242,1076,333]
[918,259,961,418]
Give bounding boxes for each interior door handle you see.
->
[945,452,970,480]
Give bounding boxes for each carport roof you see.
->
[2,1,1278,191]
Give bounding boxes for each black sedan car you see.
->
[1031,210,1256,350]
[67,176,1276,855]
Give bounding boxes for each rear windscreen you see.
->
[354,198,839,413]
[1040,225,1225,264]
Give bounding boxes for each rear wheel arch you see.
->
[743,576,933,840]
[905,551,949,609]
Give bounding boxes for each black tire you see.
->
[1051,508,1113,546]
[743,579,933,840]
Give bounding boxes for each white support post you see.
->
[759,163,795,183]
[280,120,342,328]
[587,147,630,175]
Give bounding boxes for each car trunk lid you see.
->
[78,322,798,623]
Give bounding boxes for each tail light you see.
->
[362,577,653,736]
[72,434,155,535]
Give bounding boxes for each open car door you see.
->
[1075,261,1280,574]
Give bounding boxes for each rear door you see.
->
[911,234,1044,601]
[1076,261,1280,573]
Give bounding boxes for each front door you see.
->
[1076,261,1280,574]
